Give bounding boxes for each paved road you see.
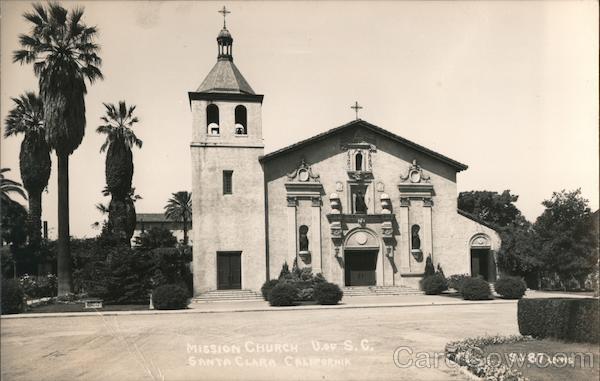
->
[1,301,519,381]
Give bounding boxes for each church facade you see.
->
[189,22,501,295]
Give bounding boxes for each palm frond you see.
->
[48,3,68,26]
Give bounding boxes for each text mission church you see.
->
[189,12,500,296]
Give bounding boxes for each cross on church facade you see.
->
[219,6,231,28]
[351,101,363,120]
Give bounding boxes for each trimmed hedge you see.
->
[421,273,448,295]
[518,298,599,343]
[260,279,279,301]
[152,284,190,310]
[314,282,343,305]
[461,277,491,300]
[1,279,25,314]
[268,283,297,306]
[495,276,527,299]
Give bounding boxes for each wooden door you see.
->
[217,252,242,290]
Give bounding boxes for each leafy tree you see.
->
[134,227,177,251]
[458,190,526,228]
[97,101,142,243]
[533,189,597,289]
[14,3,103,295]
[4,92,51,249]
[496,223,543,286]
[164,191,192,245]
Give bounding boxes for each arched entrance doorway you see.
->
[469,234,495,282]
[344,230,380,286]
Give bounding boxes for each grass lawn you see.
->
[25,303,149,313]
[482,339,599,381]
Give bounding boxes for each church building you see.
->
[189,15,501,295]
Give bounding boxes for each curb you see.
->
[1,299,516,319]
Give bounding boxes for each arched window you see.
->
[235,105,247,135]
[207,104,220,135]
[355,151,363,171]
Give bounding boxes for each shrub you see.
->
[134,227,177,250]
[1,279,25,314]
[461,277,491,300]
[268,283,297,306]
[152,284,190,310]
[260,279,279,301]
[424,255,435,277]
[518,298,599,343]
[278,262,291,280]
[421,273,448,295]
[105,246,153,304]
[314,282,343,305]
[18,274,57,299]
[446,274,470,292]
[494,276,527,299]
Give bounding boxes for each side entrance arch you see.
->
[469,234,496,282]
[344,229,381,286]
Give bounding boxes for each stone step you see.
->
[192,290,264,302]
[342,286,422,296]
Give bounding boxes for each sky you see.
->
[1,1,598,239]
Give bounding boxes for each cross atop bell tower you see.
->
[217,6,233,61]
[218,5,231,28]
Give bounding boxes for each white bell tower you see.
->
[189,7,266,294]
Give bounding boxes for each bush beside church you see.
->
[263,260,343,306]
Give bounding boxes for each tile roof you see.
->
[196,60,255,95]
[260,119,468,171]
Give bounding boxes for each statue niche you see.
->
[354,191,368,214]
[411,224,423,262]
[299,225,309,253]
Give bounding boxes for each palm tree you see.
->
[97,101,142,243]
[97,101,142,198]
[164,191,192,246]
[14,3,103,295]
[0,168,27,206]
[0,168,27,204]
[1,169,28,250]
[4,92,51,249]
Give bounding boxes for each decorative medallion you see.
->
[400,159,431,184]
[355,232,368,245]
[287,158,320,182]
[335,181,344,192]
[376,181,385,192]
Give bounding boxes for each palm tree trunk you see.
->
[28,190,43,249]
[57,152,73,295]
[183,218,189,246]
